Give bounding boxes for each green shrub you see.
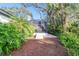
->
[59,32,79,56]
[0,19,35,55]
[68,21,79,36]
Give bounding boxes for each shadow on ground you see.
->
[11,37,68,56]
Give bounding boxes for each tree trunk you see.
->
[60,4,67,32]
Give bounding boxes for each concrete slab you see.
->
[33,33,57,39]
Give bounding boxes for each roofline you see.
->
[0,9,14,19]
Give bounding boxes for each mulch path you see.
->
[11,37,68,56]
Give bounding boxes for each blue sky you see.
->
[0,3,42,20]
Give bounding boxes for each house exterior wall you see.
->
[0,14,11,23]
[27,15,32,21]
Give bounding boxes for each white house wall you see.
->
[27,15,32,21]
[0,14,11,23]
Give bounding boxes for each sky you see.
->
[0,3,42,20]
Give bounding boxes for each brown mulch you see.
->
[11,37,68,56]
